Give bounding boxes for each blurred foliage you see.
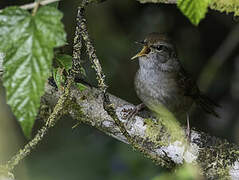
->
[0,0,239,179]
[24,119,162,180]
[152,164,202,180]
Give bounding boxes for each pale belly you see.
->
[135,70,193,121]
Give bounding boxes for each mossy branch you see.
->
[137,0,239,16]
[0,0,238,180]
[40,83,239,180]
[75,0,174,167]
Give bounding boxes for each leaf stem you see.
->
[32,1,40,16]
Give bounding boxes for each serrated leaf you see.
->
[0,6,66,138]
[55,54,72,72]
[177,0,211,25]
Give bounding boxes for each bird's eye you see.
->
[152,45,164,52]
[156,45,163,51]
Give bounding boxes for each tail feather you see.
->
[196,94,220,118]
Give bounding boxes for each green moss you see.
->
[67,98,86,122]
[147,105,186,144]
[210,0,239,16]
[197,132,239,179]
[137,0,239,16]
[144,118,167,146]
[0,166,14,179]
[152,164,202,180]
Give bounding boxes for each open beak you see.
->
[131,46,150,60]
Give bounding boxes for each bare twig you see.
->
[0,0,60,12]
[21,0,60,10]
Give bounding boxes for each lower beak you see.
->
[131,46,149,60]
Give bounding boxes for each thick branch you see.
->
[42,83,239,180]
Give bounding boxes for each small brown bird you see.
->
[131,32,219,136]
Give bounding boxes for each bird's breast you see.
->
[135,68,193,119]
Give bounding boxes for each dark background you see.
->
[0,0,239,179]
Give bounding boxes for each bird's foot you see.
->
[126,103,145,120]
[125,103,145,129]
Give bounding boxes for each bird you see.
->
[131,32,219,137]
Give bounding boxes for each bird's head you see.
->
[131,32,179,71]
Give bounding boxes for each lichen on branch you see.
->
[137,0,239,16]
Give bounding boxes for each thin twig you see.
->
[76,0,173,168]
[71,6,84,78]
[77,1,107,92]
[1,78,73,172]
[0,0,94,173]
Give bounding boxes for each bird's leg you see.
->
[126,103,145,120]
[125,103,145,129]
[186,113,191,141]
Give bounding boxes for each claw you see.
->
[186,113,191,142]
[126,103,145,120]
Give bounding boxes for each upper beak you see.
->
[131,46,150,60]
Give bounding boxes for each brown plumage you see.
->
[132,32,219,123]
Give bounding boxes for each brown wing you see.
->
[177,67,199,97]
[177,66,220,117]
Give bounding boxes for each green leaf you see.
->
[52,68,64,89]
[47,1,59,8]
[0,6,66,138]
[53,54,72,90]
[177,0,212,25]
[53,54,87,91]
[55,54,72,72]
[76,83,87,91]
